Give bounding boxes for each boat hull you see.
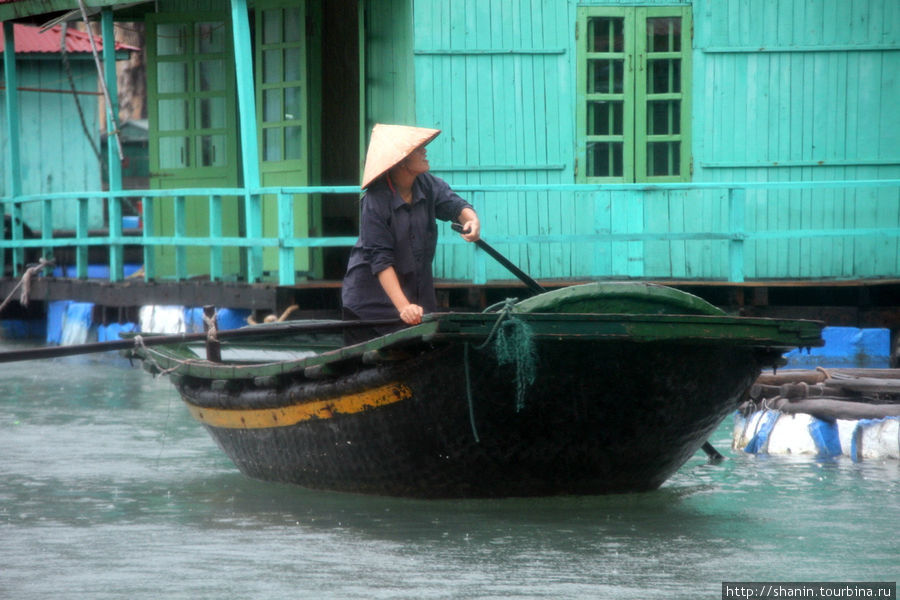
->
[178,339,765,498]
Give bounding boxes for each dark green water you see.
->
[1,343,897,599]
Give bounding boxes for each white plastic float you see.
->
[734,410,900,461]
[734,368,900,461]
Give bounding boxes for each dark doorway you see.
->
[320,0,361,279]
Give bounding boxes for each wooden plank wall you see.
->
[365,0,416,127]
[412,0,899,283]
[692,0,900,280]
[412,0,576,282]
[0,59,104,230]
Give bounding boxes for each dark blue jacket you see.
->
[341,173,472,319]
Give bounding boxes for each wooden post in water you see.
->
[203,305,222,363]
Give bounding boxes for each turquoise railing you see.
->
[1,180,899,285]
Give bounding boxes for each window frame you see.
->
[147,12,237,180]
[255,0,309,179]
[576,5,692,183]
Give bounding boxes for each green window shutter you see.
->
[635,6,691,182]
[253,0,318,280]
[255,0,309,180]
[147,13,238,182]
[577,6,691,183]
[577,7,633,183]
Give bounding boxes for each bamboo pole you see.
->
[0,319,402,364]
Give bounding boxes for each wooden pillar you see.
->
[891,328,899,369]
[229,0,263,282]
[141,196,155,281]
[102,8,124,282]
[277,192,295,285]
[76,197,89,279]
[209,195,223,281]
[728,187,746,283]
[3,21,24,276]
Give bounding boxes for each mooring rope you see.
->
[132,334,197,377]
[478,299,537,411]
[463,298,538,440]
[202,312,219,343]
[0,257,55,314]
[463,342,481,443]
[493,316,537,412]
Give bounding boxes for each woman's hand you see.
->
[377,267,423,325]
[399,303,424,325]
[458,208,481,242]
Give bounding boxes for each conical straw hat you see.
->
[361,124,441,188]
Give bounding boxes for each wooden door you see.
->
[255,0,319,280]
[147,11,241,279]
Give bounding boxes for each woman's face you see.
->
[402,146,430,176]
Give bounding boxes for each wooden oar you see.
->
[452,223,545,295]
[453,223,727,463]
[0,318,402,364]
[701,441,724,463]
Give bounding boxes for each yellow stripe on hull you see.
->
[185,382,413,429]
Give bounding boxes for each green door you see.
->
[255,0,319,281]
[147,12,241,280]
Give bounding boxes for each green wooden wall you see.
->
[0,57,105,230]
[412,0,576,281]
[7,0,896,286]
[411,0,900,282]
[365,0,416,128]
[692,0,900,280]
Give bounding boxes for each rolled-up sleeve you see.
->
[359,196,395,275]
[430,175,473,222]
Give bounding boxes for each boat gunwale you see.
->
[134,311,824,381]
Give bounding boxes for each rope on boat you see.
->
[0,257,55,314]
[132,335,191,377]
[495,318,537,412]
[481,299,537,412]
[202,311,219,342]
[463,343,481,443]
[468,298,538,413]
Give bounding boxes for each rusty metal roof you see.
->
[0,22,138,53]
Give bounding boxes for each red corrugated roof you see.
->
[0,23,139,53]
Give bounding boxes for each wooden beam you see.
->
[229,0,263,283]
[0,279,279,310]
[102,8,123,282]
[3,21,24,277]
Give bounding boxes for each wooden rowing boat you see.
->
[132,282,824,498]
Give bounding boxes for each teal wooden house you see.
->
[1,0,898,290]
[0,22,135,233]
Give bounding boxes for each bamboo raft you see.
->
[746,368,900,420]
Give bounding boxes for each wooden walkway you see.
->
[2,181,900,339]
[3,275,899,331]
